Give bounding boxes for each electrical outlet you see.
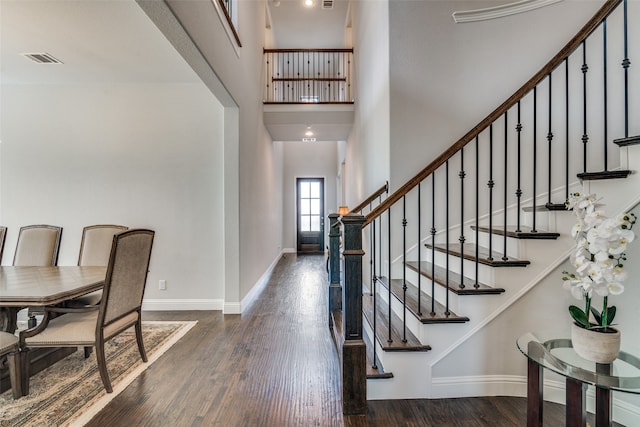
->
[159,279,167,290]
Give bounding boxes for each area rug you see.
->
[0,320,197,427]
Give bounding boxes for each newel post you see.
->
[340,213,367,415]
[328,214,342,328]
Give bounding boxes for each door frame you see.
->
[294,176,326,254]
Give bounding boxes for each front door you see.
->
[296,178,324,254]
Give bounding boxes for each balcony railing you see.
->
[263,49,354,104]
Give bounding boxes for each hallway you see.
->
[86,254,565,426]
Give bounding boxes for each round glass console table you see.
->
[517,332,640,427]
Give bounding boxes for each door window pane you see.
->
[301,216,311,231]
[310,182,320,198]
[300,182,310,198]
[310,216,320,231]
[301,199,311,215]
[310,199,320,215]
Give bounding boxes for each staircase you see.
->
[328,0,640,421]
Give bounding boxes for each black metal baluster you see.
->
[298,51,302,102]
[488,125,494,261]
[402,196,408,342]
[371,204,375,295]
[378,195,382,286]
[622,0,630,138]
[503,111,509,261]
[459,149,466,289]
[582,41,589,173]
[430,174,436,314]
[288,52,292,102]
[417,182,422,315]
[532,87,538,233]
[306,51,310,101]
[445,161,450,315]
[603,19,609,171]
[516,101,523,232]
[371,214,377,370]
[565,58,570,202]
[546,73,555,208]
[265,53,269,102]
[475,137,480,288]
[387,207,392,344]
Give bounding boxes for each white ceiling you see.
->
[1,0,352,142]
[0,1,200,85]
[267,0,350,48]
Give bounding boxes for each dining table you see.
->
[0,265,107,395]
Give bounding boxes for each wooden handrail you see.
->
[350,182,389,214]
[263,48,354,53]
[363,0,622,227]
[216,0,242,47]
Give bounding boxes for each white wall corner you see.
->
[238,251,284,313]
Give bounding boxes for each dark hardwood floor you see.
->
[86,254,568,426]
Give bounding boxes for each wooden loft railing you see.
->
[329,0,640,415]
[263,49,354,104]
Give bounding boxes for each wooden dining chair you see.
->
[70,224,128,306]
[12,225,62,267]
[0,226,6,265]
[13,225,63,327]
[20,229,155,394]
[0,331,22,399]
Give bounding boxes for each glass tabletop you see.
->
[517,332,640,394]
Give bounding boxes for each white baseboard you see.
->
[142,298,223,311]
[143,251,285,314]
[431,375,525,398]
[283,247,296,253]
[431,375,640,425]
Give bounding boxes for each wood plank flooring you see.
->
[86,254,568,426]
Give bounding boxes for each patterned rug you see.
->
[0,321,196,426]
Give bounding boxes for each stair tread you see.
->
[425,243,530,267]
[577,170,631,180]
[522,204,567,212]
[362,291,431,352]
[405,261,504,295]
[363,328,394,379]
[471,225,560,239]
[377,277,469,323]
[614,135,640,147]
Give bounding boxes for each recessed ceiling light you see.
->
[304,0,314,7]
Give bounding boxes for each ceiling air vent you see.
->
[22,53,63,64]
[322,0,333,9]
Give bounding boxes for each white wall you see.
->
[163,0,284,307]
[345,0,391,207]
[0,83,226,305]
[387,0,604,189]
[281,141,338,251]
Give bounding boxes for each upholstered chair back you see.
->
[13,225,62,266]
[78,225,128,266]
[0,226,6,264]
[99,229,154,326]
